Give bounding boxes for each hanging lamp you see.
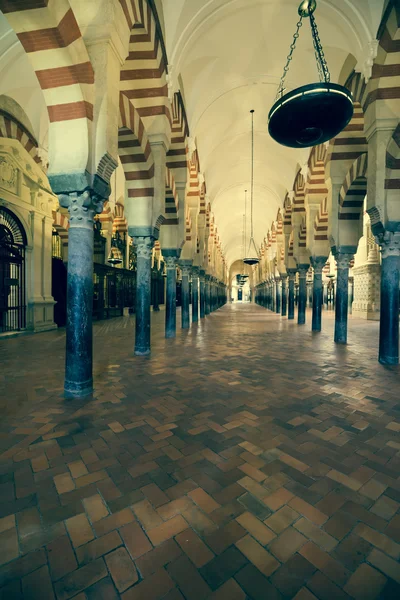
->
[268,0,354,148]
[243,110,260,266]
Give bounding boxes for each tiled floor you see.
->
[0,303,399,600]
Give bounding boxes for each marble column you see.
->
[152,271,160,312]
[378,232,400,365]
[334,252,353,344]
[287,270,296,320]
[281,275,288,317]
[311,257,326,332]
[199,270,206,318]
[275,278,281,314]
[133,236,155,355]
[180,261,192,329]
[164,252,179,338]
[192,267,200,322]
[297,265,309,325]
[205,275,211,315]
[59,191,104,398]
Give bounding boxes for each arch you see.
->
[113,202,128,234]
[339,153,368,221]
[164,166,179,224]
[314,197,329,242]
[292,170,306,215]
[119,0,171,139]
[385,123,400,224]
[52,210,69,247]
[167,92,189,174]
[0,107,42,168]
[2,1,94,175]
[0,205,27,246]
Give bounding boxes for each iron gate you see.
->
[0,207,27,333]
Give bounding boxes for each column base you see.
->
[379,355,398,366]
[165,330,176,339]
[64,378,93,399]
[134,347,151,356]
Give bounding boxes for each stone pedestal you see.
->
[59,191,104,398]
[378,232,400,365]
[133,236,155,355]
[334,252,353,344]
[352,246,381,320]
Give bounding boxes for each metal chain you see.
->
[309,13,330,83]
[248,111,255,256]
[275,17,303,101]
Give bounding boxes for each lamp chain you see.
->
[309,13,330,83]
[275,17,303,101]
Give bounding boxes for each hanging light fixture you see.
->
[243,110,260,266]
[268,0,354,148]
[107,231,123,266]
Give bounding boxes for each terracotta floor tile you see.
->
[269,527,307,562]
[105,547,138,593]
[265,505,300,534]
[75,531,122,565]
[175,528,214,568]
[236,534,279,577]
[65,514,95,548]
[83,494,109,523]
[236,511,276,545]
[344,563,386,600]
[147,515,188,546]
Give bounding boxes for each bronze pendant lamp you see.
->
[268,0,354,148]
[243,110,260,266]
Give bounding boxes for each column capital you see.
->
[335,252,353,270]
[298,264,309,277]
[311,256,328,275]
[59,190,104,230]
[179,259,192,277]
[133,236,155,259]
[287,269,297,280]
[376,231,400,259]
[165,255,178,269]
[191,266,200,278]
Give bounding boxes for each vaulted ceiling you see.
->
[160,0,384,266]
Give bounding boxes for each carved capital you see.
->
[181,266,191,277]
[191,266,200,279]
[133,236,155,259]
[377,231,400,259]
[298,264,309,278]
[311,256,327,275]
[58,190,104,230]
[335,253,353,270]
[165,256,178,270]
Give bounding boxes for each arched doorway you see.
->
[0,206,27,332]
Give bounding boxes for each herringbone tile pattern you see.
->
[0,304,399,599]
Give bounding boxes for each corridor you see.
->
[0,305,399,599]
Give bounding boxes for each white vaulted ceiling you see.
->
[160,0,383,266]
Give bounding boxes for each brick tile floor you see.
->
[0,303,399,599]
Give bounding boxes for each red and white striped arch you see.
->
[2,0,94,175]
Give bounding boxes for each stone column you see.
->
[281,275,288,317]
[59,191,104,397]
[180,262,191,329]
[199,270,206,318]
[210,277,215,312]
[164,252,179,338]
[378,232,400,364]
[133,236,155,355]
[334,252,353,344]
[297,265,309,325]
[205,275,211,315]
[311,257,326,332]
[287,270,296,320]
[152,270,160,312]
[192,267,200,322]
[275,278,281,314]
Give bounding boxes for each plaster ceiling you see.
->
[161,0,384,266]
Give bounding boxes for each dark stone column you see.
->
[192,267,200,322]
[205,275,210,315]
[152,271,160,312]
[311,257,326,332]
[287,270,296,320]
[281,275,288,316]
[180,261,192,329]
[275,278,281,314]
[297,265,309,325]
[378,233,400,364]
[133,236,155,355]
[210,277,215,312]
[348,276,354,314]
[199,270,206,318]
[59,191,104,398]
[334,252,353,344]
[164,251,179,338]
